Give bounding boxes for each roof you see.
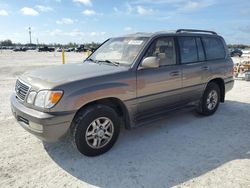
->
[122,29,219,38]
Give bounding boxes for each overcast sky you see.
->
[0,0,250,44]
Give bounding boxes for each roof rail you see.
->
[176,29,217,35]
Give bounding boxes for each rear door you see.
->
[202,36,229,81]
[136,36,182,117]
[178,36,208,103]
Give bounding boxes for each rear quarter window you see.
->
[203,37,225,60]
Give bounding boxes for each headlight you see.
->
[27,91,37,104]
[34,90,63,108]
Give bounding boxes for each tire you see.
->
[196,82,221,116]
[71,104,120,156]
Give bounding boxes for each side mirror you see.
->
[141,56,160,69]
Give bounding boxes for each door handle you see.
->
[170,71,180,77]
[201,66,209,70]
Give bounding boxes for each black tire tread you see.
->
[196,82,221,116]
[70,104,120,156]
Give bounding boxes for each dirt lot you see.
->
[0,51,250,188]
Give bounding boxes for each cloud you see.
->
[124,27,135,33]
[0,9,8,16]
[129,0,215,13]
[125,3,133,14]
[82,9,96,16]
[113,7,119,13]
[56,18,75,24]
[49,29,63,36]
[124,27,133,32]
[89,32,106,36]
[20,7,39,16]
[48,29,106,38]
[35,5,53,12]
[136,6,154,15]
[119,3,156,15]
[182,1,202,11]
[131,0,210,6]
[178,1,215,12]
[73,0,92,6]
[67,29,85,37]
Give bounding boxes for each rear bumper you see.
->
[10,94,76,142]
[225,79,234,93]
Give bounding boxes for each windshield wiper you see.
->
[98,60,120,66]
[84,58,96,63]
[85,58,120,66]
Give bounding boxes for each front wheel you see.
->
[196,82,220,116]
[71,105,120,156]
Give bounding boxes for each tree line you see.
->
[0,39,101,49]
[227,44,250,49]
[1,39,250,49]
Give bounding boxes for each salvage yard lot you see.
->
[0,51,250,187]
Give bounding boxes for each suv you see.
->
[11,29,234,156]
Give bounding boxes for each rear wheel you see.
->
[196,82,220,116]
[71,105,120,156]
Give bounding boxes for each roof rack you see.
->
[176,29,217,35]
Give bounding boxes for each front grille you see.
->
[15,79,30,101]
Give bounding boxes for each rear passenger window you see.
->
[203,37,225,60]
[179,37,198,64]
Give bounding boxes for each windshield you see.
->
[87,37,149,66]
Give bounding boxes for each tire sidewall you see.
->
[72,105,120,156]
[201,83,220,115]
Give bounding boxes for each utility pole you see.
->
[29,27,32,44]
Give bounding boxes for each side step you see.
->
[134,105,195,128]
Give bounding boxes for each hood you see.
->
[20,62,128,89]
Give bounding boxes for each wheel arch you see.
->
[71,97,131,129]
[207,78,225,102]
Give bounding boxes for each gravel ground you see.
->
[0,51,250,188]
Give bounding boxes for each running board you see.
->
[134,105,195,128]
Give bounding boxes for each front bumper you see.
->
[10,94,76,142]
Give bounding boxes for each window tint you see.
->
[179,37,198,64]
[203,37,225,60]
[145,37,176,66]
[196,37,205,61]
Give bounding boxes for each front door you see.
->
[136,37,182,118]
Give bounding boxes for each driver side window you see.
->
[145,37,176,67]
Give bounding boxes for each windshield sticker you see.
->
[128,40,144,45]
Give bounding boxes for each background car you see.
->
[64,48,75,52]
[13,47,27,52]
[230,48,243,57]
[38,46,55,52]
